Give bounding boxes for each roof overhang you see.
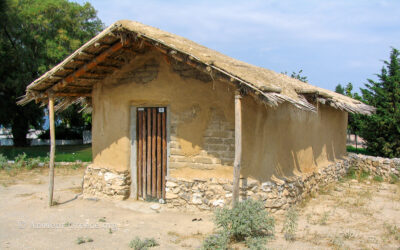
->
[18,20,375,115]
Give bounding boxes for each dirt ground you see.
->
[0,167,399,250]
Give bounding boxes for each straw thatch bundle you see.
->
[18,20,374,115]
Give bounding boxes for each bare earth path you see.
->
[0,167,399,249]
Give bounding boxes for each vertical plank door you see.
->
[137,107,167,200]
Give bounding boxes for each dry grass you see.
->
[269,178,400,249]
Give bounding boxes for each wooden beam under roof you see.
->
[46,39,131,93]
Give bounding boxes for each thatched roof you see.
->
[18,20,374,115]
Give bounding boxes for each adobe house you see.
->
[19,20,374,210]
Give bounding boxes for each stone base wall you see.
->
[165,153,400,212]
[83,166,131,200]
[81,153,400,208]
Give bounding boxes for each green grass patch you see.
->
[373,175,384,182]
[346,145,370,155]
[0,144,92,162]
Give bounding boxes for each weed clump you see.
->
[389,174,399,184]
[202,199,275,250]
[0,154,7,169]
[129,237,159,250]
[283,207,298,241]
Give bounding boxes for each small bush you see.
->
[283,207,298,241]
[214,199,275,241]
[129,237,159,250]
[359,170,370,181]
[319,211,330,225]
[0,154,8,169]
[346,167,357,179]
[25,157,41,170]
[390,174,399,184]
[76,237,86,245]
[245,236,267,250]
[201,232,230,250]
[14,153,28,168]
[373,175,384,182]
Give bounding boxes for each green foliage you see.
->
[359,170,370,181]
[359,48,400,158]
[76,236,93,245]
[335,83,364,142]
[14,153,28,168]
[346,167,357,180]
[76,236,86,245]
[282,69,308,83]
[0,154,7,169]
[214,199,275,241]
[373,175,384,182]
[346,145,371,155]
[245,236,268,250]
[128,237,159,250]
[12,153,42,169]
[283,207,298,241]
[0,144,92,162]
[0,0,103,146]
[202,199,274,249]
[201,232,230,250]
[389,174,399,184]
[345,167,370,182]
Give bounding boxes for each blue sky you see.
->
[74,0,400,92]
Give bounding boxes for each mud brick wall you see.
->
[168,107,234,170]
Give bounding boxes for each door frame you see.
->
[129,105,170,199]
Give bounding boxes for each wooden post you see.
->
[48,95,56,206]
[232,91,242,207]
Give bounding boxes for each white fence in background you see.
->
[82,130,92,144]
[0,139,13,146]
[0,139,84,146]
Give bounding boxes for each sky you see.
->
[73,0,400,92]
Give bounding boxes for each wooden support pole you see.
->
[232,91,242,207]
[48,95,56,206]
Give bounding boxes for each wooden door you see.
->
[137,107,167,200]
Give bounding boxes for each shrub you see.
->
[25,157,41,170]
[129,237,159,250]
[389,174,399,184]
[245,236,268,250]
[359,170,370,181]
[373,175,384,182]
[14,153,27,169]
[214,199,275,241]
[0,154,7,169]
[346,167,357,179]
[283,207,298,241]
[201,232,230,250]
[76,237,86,245]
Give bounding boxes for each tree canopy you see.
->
[335,48,400,158]
[360,48,400,157]
[0,0,103,145]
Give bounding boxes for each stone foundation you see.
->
[83,166,131,200]
[165,153,400,212]
[82,153,399,209]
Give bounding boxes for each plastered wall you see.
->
[91,50,235,178]
[241,97,348,182]
[91,49,347,182]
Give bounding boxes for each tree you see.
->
[335,82,363,148]
[282,69,308,83]
[0,0,103,146]
[360,48,400,157]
